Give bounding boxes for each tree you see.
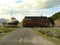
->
[50,12,60,20]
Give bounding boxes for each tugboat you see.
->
[3,17,19,27]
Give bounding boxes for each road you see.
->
[0,28,56,45]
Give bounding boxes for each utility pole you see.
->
[41,14,43,17]
[10,8,13,17]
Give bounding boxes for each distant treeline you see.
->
[50,12,60,20]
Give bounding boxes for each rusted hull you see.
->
[22,19,50,27]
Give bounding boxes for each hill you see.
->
[50,12,60,20]
[50,12,60,26]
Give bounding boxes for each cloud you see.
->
[0,0,16,7]
[0,0,60,21]
[43,0,60,8]
[14,0,60,9]
[0,0,60,9]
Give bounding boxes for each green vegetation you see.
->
[45,35,60,45]
[0,28,16,37]
[50,12,60,20]
[33,28,60,45]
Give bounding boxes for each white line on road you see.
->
[19,33,24,44]
[19,38,23,43]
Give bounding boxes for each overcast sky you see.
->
[0,0,60,21]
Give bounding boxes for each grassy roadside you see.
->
[33,28,60,45]
[0,28,17,37]
[44,35,60,45]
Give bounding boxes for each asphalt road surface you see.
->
[0,28,56,45]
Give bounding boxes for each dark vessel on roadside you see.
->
[3,17,19,27]
[22,16,52,27]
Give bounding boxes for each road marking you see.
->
[19,33,24,44]
[19,38,23,43]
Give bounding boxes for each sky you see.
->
[0,0,60,21]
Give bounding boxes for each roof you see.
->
[25,16,48,19]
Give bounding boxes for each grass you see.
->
[0,27,17,37]
[55,20,60,26]
[55,30,60,34]
[33,28,60,45]
[45,36,60,45]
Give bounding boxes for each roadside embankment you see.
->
[33,27,60,45]
[0,28,17,37]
